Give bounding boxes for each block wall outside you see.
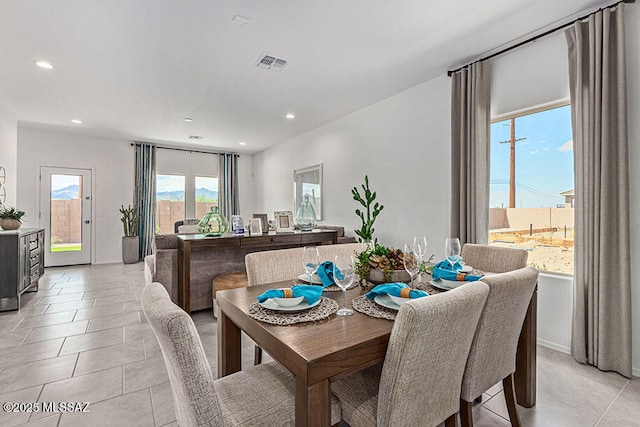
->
[50,199,82,244]
[155,200,217,234]
[489,207,574,231]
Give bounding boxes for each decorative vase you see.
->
[122,236,139,264]
[295,194,317,232]
[367,268,411,285]
[198,206,230,236]
[0,219,22,231]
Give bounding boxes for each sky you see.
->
[156,174,218,192]
[490,104,574,208]
[51,174,81,191]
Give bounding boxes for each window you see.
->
[195,176,218,219]
[156,174,185,234]
[488,104,574,275]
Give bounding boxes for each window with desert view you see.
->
[489,104,574,275]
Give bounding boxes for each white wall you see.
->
[17,128,135,264]
[0,102,18,207]
[253,6,640,375]
[253,75,452,251]
[17,127,254,264]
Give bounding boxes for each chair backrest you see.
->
[460,267,539,401]
[461,243,528,273]
[377,282,490,427]
[245,247,304,286]
[141,282,222,425]
[316,242,368,261]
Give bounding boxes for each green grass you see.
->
[51,245,82,252]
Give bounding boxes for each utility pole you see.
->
[499,118,525,208]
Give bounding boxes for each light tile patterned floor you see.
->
[0,263,637,426]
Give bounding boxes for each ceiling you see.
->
[0,0,611,154]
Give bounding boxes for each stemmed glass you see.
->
[413,236,428,261]
[444,237,461,270]
[303,246,319,281]
[333,254,355,316]
[403,244,420,288]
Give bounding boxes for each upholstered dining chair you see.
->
[331,282,490,427]
[245,243,366,364]
[461,243,528,274]
[459,267,539,427]
[141,282,341,426]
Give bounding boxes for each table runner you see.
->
[248,297,339,325]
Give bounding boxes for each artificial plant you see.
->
[351,175,384,243]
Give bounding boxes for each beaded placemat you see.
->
[351,295,397,320]
[248,297,339,325]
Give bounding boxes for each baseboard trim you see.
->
[537,339,570,354]
[538,340,640,378]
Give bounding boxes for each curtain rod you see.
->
[130,142,238,156]
[447,0,635,76]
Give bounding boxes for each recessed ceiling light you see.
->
[71,119,82,124]
[183,117,193,122]
[238,142,246,146]
[35,60,53,70]
[286,113,295,120]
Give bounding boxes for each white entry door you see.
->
[40,167,92,266]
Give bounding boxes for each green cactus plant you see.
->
[351,175,384,243]
[119,205,138,237]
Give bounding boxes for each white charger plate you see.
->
[297,273,323,284]
[373,294,401,311]
[259,298,321,312]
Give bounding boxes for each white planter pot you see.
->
[122,236,139,264]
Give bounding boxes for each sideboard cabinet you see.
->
[0,227,45,311]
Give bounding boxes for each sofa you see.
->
[144,225,356,311]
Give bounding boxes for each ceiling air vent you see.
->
[255,53,288,72]
[188,135,204,140]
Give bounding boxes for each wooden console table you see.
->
[177,230,337,312]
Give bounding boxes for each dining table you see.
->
[216,279,537,427]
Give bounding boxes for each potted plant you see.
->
[119,205,139,264]
[351,175,384,243]
[0,206,26,231]
[354,243,411,286]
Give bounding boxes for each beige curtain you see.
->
[566,4,632,377]
[450,61,491,245]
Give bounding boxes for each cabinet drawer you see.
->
[30,264,40,277]
[30,252,40,267]
[29,239,38,251]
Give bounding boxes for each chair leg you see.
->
[444,413,457,427]
[459,399,473,427]
[503,373,521,427]
[254,345,263,365]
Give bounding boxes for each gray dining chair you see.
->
[245,242,366,364]
[461,243,528,273]
[141,282,342,426]
[331,282,490,427]
[459,267,539,427]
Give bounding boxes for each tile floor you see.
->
[0,263,638,426]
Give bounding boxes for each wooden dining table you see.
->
[216,281,537,427]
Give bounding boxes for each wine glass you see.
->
[413,236,428,261]
[303,246,319,281]
[334,254,355,316]
[444,237,461,270]
[403,244,420,288]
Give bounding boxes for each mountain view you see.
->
[51,185,79,200]
[157,188,218,201]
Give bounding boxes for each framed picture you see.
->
[293,163,322,220]
[252,213,268,234]
[274,210,294,233]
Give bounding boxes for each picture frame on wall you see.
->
[293,163,322,220]
[274,210,294,233]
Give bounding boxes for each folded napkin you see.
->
[432,260,483,282]
[257,285,324,305]
[365,283,429,300]
[315,261,343,287]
